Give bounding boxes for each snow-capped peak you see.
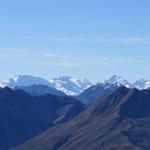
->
[133,79,150,90]
[49,76,92,96]
[105,75,131,88]
[6,75,51,88]
[0,81,8,88]
[107,75,123,83]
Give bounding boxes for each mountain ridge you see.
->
[1,74,150,97]
[12,86,150,150]
[0,75,92,96]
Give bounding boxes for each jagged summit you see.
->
[133,79,150,90]
[49,75,92,95]
[105,75,131,88]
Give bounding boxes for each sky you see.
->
[0,0,150,83]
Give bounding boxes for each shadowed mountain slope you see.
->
[78,82,118,106]
[0,87,85,150]
[12,86,150,150]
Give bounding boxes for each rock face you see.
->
[12,86,150,150]
[0,87,85,150]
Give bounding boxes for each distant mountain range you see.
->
[78,75,150,105]
[12,86,150,150]
[1,74,150,97]
[49,76,92,95]
[0,75,92,96]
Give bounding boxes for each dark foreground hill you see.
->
[0,87,85,150]
[12,86,150,150]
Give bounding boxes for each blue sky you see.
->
[0,0,150,82]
